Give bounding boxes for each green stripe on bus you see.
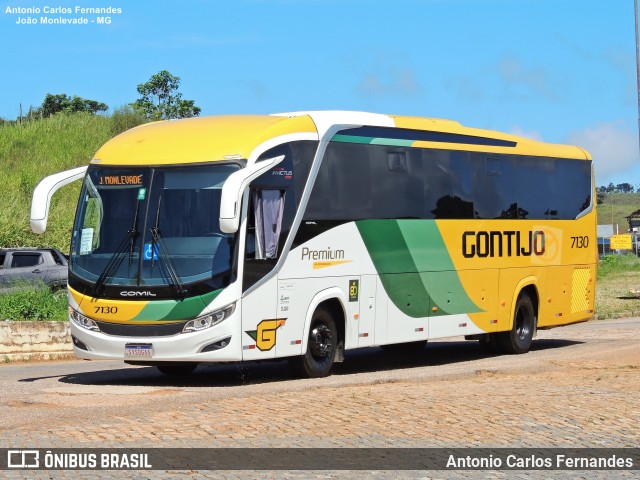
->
[356,220,416,273]
[356,219,481,318]
[331,134,374,144]
[331,135,413,147]
[370,138,413,146]
[132,289,222,321]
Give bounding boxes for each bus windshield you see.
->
[69,163,241,295]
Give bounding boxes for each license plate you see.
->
[125,343,153,357]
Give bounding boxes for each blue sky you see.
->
[1,0,638,187]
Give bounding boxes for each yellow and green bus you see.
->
[31,111,597,377]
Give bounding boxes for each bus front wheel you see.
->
[290,306,338,378]
[498,292,535,354]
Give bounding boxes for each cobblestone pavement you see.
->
[0,318,638,479]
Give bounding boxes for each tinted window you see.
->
[423,149,475,219]
[305,142,424,220]
[248,141,317,252]
[50,250,66,266]
[243,141,318,291]
[11,253,43,268]
[0,253,5,268]
[304,139,591,222]
[471,153,521,219]
[70,164,241,295]
[515,156,592,219]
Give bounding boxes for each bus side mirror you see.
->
[219,155,285,233]
[30,166,88,234]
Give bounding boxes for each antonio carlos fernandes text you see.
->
[447,454,634,469]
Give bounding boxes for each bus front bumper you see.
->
[69,320,242,363]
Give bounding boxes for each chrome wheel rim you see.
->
[309,324,332,359]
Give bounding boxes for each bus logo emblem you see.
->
[245,319,286,351]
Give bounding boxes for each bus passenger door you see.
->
[354,275,376,347]
[241,188,286,361]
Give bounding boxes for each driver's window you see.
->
[250,189,285,260]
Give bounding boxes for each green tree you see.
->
[131,70,201,121]
[40,93,108,117]
[616,182,634,193]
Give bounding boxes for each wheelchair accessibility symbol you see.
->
[143,243,159,261]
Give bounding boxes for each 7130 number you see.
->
[571,236,589,248]
[94,306,118,314]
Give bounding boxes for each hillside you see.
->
[597,192,640,233]
[0,113,637,253]
[0,112,144,252]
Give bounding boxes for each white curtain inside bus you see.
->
[253,189,284,259]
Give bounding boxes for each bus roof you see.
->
[92,115,318,166]
[391,114,590,160]
[92,111,590,166]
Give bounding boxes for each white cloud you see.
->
[566,122,639,180]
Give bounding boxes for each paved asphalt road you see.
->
[0,317,638,479]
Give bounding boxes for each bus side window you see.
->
[251,189,285,260]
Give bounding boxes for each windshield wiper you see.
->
[150,196,187,297]
[93,198,140,296]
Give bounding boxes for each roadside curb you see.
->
[1,320,74,363]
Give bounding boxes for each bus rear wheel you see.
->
[290,306,338,378]
[498,292,535,354]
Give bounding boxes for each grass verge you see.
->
[595,254,640,319]
[0,286,68,321]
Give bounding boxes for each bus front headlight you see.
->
[182,303,236,333]
[69,307,100,332]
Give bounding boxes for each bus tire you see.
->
[156,363,198,376]
[498,292,535,354]
[290,306,338,378]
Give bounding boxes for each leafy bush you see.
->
[38,93,108,117]
[110,105,147,136]
[0,286,68,321]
